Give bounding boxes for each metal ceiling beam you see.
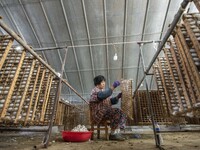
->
[34,40,161,51]
[122,0,128,78]
[63,66,141,73]
[60,0,84,94]
[39,0,72,95]
[103,0,110,86]
[0,1,26,41]
[81,0,95,79]
[159,0,171,40]
[18,0,48,64]
[58,31,163,42]
[35,40,161,51]
[11,32,163,46]
[141,0,150,41]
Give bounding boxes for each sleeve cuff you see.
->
[110,97,119,105]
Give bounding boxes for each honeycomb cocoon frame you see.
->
[120,79,133,120]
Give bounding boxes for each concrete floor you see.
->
[0,125,200,150]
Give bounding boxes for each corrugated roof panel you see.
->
[126,0,147,37]
[65,48,77,71]
[81,71,94,94]
[143,0,169,41]
[44,50,62,72]
[73,46,92,70]
[1,1,38,46]
[23,2,54,47]
[67,72,82,93]
[42,0,71,46]
[63,0,87,40]
[84,0,105,38]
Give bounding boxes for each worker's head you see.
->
[93,75,106,89]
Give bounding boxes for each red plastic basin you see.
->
[62,131,92,142]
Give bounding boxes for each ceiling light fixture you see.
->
[113,44,118,61]
[113,53,118,61]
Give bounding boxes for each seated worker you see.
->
[90,75,127,141]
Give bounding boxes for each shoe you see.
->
[109,133,125,141]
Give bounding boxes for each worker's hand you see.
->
[117,92,122,99]
[112,80,120,88]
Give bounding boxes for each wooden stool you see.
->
[90,119,110,140]
[89,103,110,140]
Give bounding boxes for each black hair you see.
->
[93,75,106,86]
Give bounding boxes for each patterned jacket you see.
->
[89,87,118,124]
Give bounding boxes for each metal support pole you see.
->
[149,74,154,90]
[134,0,190,95]
[135,48,141,90]
[60,48,68,93]
[42,48,68,147]
[139,44,160,148]
[42,78,61,147]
